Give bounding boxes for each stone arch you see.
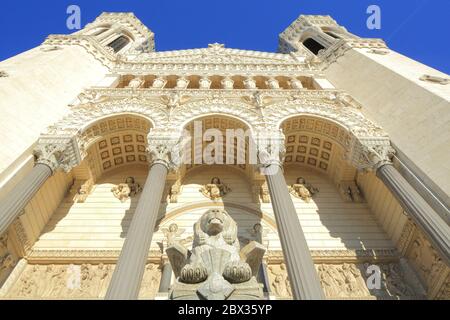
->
[156,201,278,231]
[44,99,169,137]
[269,101,392,171]
[266,100,386,139]
[171,100,261,133]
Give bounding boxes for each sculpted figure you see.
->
[127,76,144,89]
[200,177,231,201]
[166,209,265,300]
[111,177,142,202]
[162,223,185,247]
[288,177,317,202]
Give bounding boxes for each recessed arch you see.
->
[172,100,260,134]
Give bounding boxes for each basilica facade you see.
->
[0,12,448,300]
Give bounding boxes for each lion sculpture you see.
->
[166,209,265,300]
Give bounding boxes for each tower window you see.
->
[107,35,130,53]
[325,31,341,39]
[303,38,326,55]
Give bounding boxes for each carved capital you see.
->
[33,136,82,173]
[346,137,394,171]
[147,128,186,171]
[254,128,286,174]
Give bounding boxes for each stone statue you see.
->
[166,209,265,300]
[288,177,318,202]
[111,177,142,202]
[199,177,231,201]
[162,223,186,247]
[339,181,364,203]
[72,178,94,203]
[127,76,144,89]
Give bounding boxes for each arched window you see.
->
[302,38,326,55]
[107,35,130,53]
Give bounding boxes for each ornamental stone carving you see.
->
[111,177,142,202]
[162,223,186,247]
[347,138,395,171]
[254,128,286,170]
[33,136,82,173]
[7,263,161,299]
[419,75,449,85]
[288,177,319,202]
[0,234,17,287]
[166,209,265,300]
[70,178,94,203]
[199,177,231,201]
[127,76,145,88]
[147,128,186,170]
[338,180,364,203]
[268,263,292,299]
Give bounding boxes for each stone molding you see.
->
[24,249,398,264]
[318,38,388,70]
[40,91,391,172]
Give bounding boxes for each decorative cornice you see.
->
[26,249,162,263]
[318,38,388,70]
[42,35,118,68]
[24,248,398,264]
[267,249,399,263]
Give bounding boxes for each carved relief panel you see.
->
[7,263,161,299]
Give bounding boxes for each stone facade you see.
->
[0,12,448,300]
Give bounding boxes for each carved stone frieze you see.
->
[6,263,161,299]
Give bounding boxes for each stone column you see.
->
[257,261,271,293]
[105,128,183,300]
[105,163,168,299]
[0,164,52,236]
[264,165,325,300]
[256,130,325,300]
[377,163,450,263]
[0,140,78,236]
[158,261,173,293]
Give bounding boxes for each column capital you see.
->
[346,137,395,172]
[33,136,82,173]
[254,128,286,174]
[147,128,186,171]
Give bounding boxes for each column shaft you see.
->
[265,166,325,300]
[0,164,52,236]
[257,262,271,293]
[105,163,168,299]
[377,164,450,263]
[158,262,173,293]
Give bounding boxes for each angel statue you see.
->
[161,223,185,247]
[247,223,269,247]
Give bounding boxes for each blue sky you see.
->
[1,0,449,73]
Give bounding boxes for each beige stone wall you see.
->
[324,48,450,196]
[26,164,394,254]
[0,45,109,191]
